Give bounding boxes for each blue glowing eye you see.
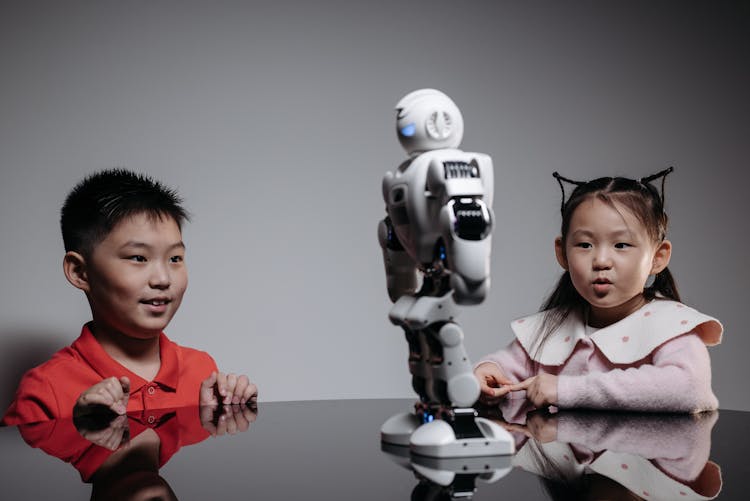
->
[400,123,416,137]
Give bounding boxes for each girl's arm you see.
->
[557,333,718,412]
[476,339,535,384]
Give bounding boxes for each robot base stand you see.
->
[381,407,514,458]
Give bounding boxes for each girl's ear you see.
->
[554,236,568,270]
[63,251,90,292]
[651,239,672,275]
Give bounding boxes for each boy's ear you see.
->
[63,251,90,292]
[554,236,568,270]
[650,239,672,275]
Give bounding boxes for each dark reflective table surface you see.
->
[1,399,748,500]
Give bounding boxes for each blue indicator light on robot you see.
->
[400,123,416,137]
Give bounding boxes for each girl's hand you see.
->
[508,374,558,409]
[474,362,514,404]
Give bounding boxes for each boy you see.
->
[2,169,256,425]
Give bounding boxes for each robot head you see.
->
[395,89,464,155]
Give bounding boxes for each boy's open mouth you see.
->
[141,298,170,306]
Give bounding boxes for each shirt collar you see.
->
[73,324,180,392]
[511,300,722,366]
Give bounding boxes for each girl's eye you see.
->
[128,255,146,262]
[170,255,184,263]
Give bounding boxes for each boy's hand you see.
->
[200,371,258,406]
[508,374,558,409]
[200,403,258,437]
[75,414,131,451]
[474,362,513,404]
[74,376,130,417]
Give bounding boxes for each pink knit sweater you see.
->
[478,300,722,413]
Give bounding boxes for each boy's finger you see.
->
[224,373,238,403]
[233,375,249,404]
[225,412,238,435]
[199,372,218,404]
[241,405,258,424]
[215,413,227,436]
[118,376,130,410]
[216,372,228,397]
[243,382,258,404]
[119,376,131,395]
[201,371,217,390]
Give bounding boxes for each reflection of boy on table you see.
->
[483,401,721,500]
[16,404,256,496]
[2,170,256,426]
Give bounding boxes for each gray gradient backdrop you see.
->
[1,1,748,410]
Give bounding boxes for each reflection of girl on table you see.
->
[507,410,722,501]
[475,168,722,412]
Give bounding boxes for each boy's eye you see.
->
[575,242,592,249]
[170,255,184,263]
[128,255,147,262]
[614,243,632,249]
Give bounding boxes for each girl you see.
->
[475,168,722,412]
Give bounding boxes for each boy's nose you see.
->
[148,264,171,289]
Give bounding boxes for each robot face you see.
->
[395,89,464,155]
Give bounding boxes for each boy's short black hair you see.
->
[61,169,189,256]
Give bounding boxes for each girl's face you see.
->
[556,197,671,328]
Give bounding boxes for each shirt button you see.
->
[147,415,156,424]
[147,386,156,395]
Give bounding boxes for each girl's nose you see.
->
[593,249,613,270]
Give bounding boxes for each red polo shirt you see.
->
[16,406,210,481]
[1,324,218,426]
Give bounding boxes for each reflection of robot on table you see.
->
[378,89,513,457]
[381,441,512,500]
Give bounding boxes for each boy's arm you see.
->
[2,369,60,426]
[557,333,717,412]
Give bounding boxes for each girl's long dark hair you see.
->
[534,168,681,361]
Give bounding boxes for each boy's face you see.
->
[82,212,187,340]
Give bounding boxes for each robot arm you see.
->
[378,216,419,303]
[426,154,493,305]
[439,197,493,305]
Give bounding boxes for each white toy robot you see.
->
[378,89,513,458]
